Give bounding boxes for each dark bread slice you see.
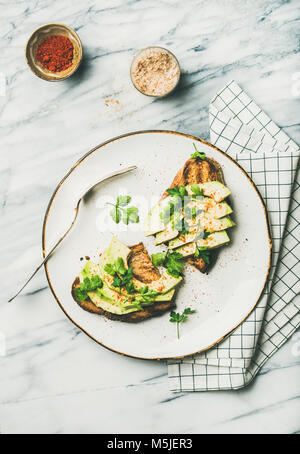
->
[163,157,225,273]
[72,243,175,323]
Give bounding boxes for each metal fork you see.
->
[8,165,137,302]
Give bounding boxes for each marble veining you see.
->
[1,0,299,434]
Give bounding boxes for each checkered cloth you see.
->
[168,80,300,392]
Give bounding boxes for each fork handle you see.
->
[8,165,137,302]
[8,199,81,303]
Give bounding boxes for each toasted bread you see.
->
[72,243,175,322]
[163,157,225,273]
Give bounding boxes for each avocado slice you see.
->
[155,222,179,245]
[105,236,131,264]
[99,237,181,298]
[144,202,165,236]
[186,181,231,202]
[87,290,138,315]
[173,231,230,257]
[81,260,176,312]
[208,201,232,218]
[168,211,234,249]
[187,198,232,219]
[200,213,235,232]
[168,231,197,249]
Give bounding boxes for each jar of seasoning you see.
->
[130,46,181,97]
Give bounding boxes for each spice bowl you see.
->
[25,23,82,81]
[130,46,181,98]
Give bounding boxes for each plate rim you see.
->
[42,130,272,360]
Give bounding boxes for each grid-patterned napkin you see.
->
[168,80,300,392]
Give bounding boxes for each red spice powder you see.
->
[36,35,73,72]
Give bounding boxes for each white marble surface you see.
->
[1,0,299,434]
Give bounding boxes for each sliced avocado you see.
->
[168,209,234,249]
[200,213,235,232]
[172,242,196,257]
[86,267,176,308]
[208,201,232,219]
[169,229,230,251]
[168,232,197,249]
[78,239,180,315]
[186,181,231,202]
[174,231,230,257]
[80,260,102,279]
[197,231,230,248]
[155,223,179,245]
[187,198,232,219]
[79,260,137,311]
[142,272,182,293]
[99,238,181,299]
[88,290,138,314]
[144,202,165,236]
[105,236,131,266]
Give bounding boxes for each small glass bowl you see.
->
[25,23,82,81]
[130,46,181,98]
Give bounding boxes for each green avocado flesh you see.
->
[99,237,181,296]
[172,231,230,256]
[78,237,182,315]
[186,181,231,202]
[155,223,179,245]
[144,193,232,238]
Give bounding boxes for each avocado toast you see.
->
[144,147,235,273]
[72,237,182,322]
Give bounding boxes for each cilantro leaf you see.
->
[191,185,204,197]
[125,281,136,294]
[117,195,131,206]
[197,230,210,240]
[123,206,139,224]
[169,307,196,338]
[167,186,187,198]
[152,252,168,267]
[165,252,184,278]
[74,274,103,302]
[115,257,126,275]
[108,195,139,225]
[74,287,88,302]
[191,143,206,160]
[110,207,121,223]
[104,263,116,276]
[112,275,122,287]
[194,246,210,263]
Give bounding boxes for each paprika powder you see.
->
[36,35,74,72]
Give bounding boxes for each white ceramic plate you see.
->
[43,131,271,359]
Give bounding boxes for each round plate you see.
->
[43,131,271,360]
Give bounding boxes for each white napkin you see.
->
[168,81,300,391]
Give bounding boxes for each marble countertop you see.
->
[1,0,299,434]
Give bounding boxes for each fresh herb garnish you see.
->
[104,257,126,276]
[126,286,160,310]
[74,275,103,302]
[152,250,184,278]
[108,195,139,225]
[104,258,136,292]
[169,307,196,339]
[167,186,187,198]
[151,251,168,267]
[196,229,210,240]
[165,251,184,278]
[190,184,204,197]
[191,143,206,160]
[194,246,210,263]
